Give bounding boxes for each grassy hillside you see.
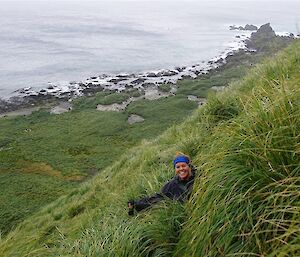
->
[0,39,299,256]
[0,34,266,236]
[0,94,197,235]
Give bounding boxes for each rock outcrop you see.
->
[127,114,145,124]
[230,24,258,31]
[245,23,293,51]
[50,102,73,115]
[251,23,276,40]
[244,24,258,31]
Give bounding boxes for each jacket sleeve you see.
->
[133,179,175,212]
[133,192,164,212]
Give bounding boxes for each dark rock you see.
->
[157,70,178,76]
[146,72,158,77]
[81,84,104,95]
[181,75,193,80]
[289,33,295,38]
[157,70,178,77]
[59,92,71,97]
[37,93,53,100]
[229,25,238,30]
[142,82,156,87]
[215,58,225,65]
[15,87,32,94]
[102,74,111,78]
[78,82,86,87]
[124,83,133,88]
[108,78,127,84]
[175,66,186,72]
[131,78,147,84]
[0,99,10,113]
[251,23,276,40]
[230,24,257,31]
[230,25,246,31]
[245,24,258,31]
[245,23,277,51]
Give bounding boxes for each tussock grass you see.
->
[175,40,300,257]
[0,39,299,256]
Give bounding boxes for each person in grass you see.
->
[128,152,196,215]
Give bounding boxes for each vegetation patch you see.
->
[16,161,63,178]
[73,91,130,111]
[67,205,86,218]
[158,83,172,93]
[0,172,74,236]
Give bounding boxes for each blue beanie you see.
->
[173,155,190,168]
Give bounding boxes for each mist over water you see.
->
[0,0,299,98]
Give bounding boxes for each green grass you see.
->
[0,172,75,236]
[0,93,196,236]
[73,91,131,110]
[176,65,249,97]
[0,95,197,177]
[0,39,299,256]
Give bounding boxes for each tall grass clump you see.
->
[0,142,191,256]
[175,41,300,257]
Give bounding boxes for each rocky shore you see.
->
[0,55,230,114]
[0,23,295,115]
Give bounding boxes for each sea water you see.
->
[0,0,299,98]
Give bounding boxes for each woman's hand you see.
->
[127,200,134,216]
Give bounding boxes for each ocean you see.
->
[0,0,299,99]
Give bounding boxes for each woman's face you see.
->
[175,162,192,180]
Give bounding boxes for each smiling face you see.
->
[175,162,192,181]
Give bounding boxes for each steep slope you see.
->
[0,39,299,257]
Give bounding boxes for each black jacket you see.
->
[132,169,196,212]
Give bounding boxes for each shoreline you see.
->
[0,33,251,115]
[0,24,296,115]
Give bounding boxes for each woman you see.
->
[128,153,196,215]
